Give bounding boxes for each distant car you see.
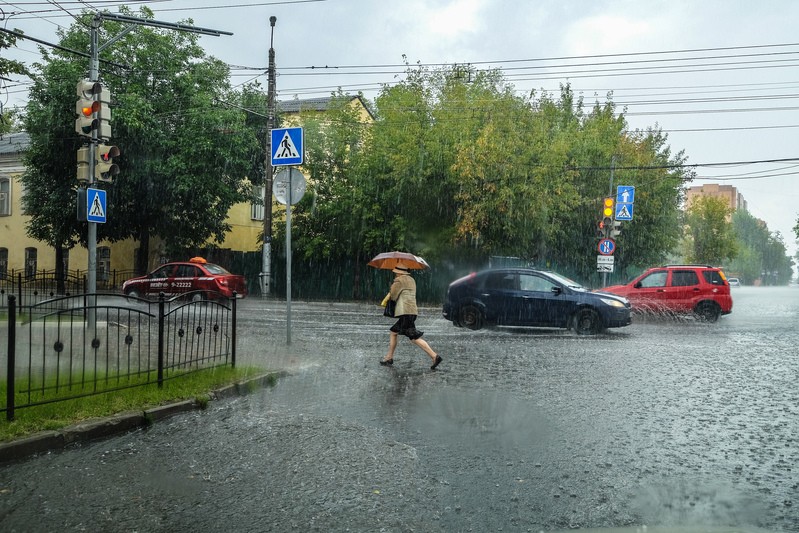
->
[122,257,248,300]
[728,277,740,287]
[597,264,732,322]
[442,268,632,335]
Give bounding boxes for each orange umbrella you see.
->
[367,251,430,270]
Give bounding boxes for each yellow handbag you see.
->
[380,293,391,307]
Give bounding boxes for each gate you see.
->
[2,292,237,421]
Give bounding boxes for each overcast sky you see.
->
[3,0,799,263]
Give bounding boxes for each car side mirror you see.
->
[634,282,642,288]
[551,286,562,295]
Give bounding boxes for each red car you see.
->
[598,264,732,322]
[122,257,248,300]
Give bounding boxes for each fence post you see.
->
[7,295,16,421]
[157,292,165,388]
[231,292,237,368]
[17,271,22,309]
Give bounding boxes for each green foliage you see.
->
[724,209,792,284]
[20,7,260,270]
[279,67,691,286]
[684,196,737,264]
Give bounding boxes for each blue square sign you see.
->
[271,127,304,166]
[86,188,107,224]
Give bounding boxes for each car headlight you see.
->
[599,297,626,308]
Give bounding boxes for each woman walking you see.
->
[380,265,443,370]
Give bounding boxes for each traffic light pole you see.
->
[78,13,231,329]
[602,156,617,287]
[261,16,277,297]
[86,18,101,331]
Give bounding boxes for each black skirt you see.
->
[390,315,424,340]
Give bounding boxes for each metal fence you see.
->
[2,291,237,421]
[0,269,137,310]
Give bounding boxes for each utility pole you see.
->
[261,16,277,297]
[602,155,617,287]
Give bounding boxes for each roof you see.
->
[0,95,373,156]
[278,95,374,120]
[0,132,30,155]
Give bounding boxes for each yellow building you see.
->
[0,95,373,279]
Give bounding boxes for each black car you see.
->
[442,268,632,335]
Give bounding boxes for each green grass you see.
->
[0,366,267,443]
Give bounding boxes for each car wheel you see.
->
[694,301,721,323]
[126,289,141,301]
[572,308,601,335]
[459,304,484,330]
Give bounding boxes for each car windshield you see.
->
[203,263,231,275]
[545,271,586,290]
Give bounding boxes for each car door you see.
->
[146,264,176,298]
[518,273,572,326]
[479,271,519,324]
[668,269,701,311]
[174,264,201,296]
[627,269,669,312]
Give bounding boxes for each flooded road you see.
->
[1,286,797,532]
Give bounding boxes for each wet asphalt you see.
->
[0,286,797,532]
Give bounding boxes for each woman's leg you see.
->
[383,332,398,362]
[410,337,437,361]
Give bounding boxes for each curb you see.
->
[0,371,287,464]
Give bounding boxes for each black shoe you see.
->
[430,355,443,370]
[380,359,393,366]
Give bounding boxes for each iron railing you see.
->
[0,269,138,309]
[2,291,237,421]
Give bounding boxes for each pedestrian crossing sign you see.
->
[86,187,107,223]
[271,127,304,166]
[615,203,633,221]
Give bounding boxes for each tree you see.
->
[281,66,690,287]
[1,28,28,134]
[684,196,737,264]
[21,8,260,274]
[727,209,794,285]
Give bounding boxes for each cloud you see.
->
[564,14,654,56]
[421,0,485,40]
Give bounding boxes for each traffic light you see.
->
[75,80,111,139]
[95,144,120,182]
[601,197,614,236]
[96,87,112,140]
[610,220,622,238]
[77,146,91,182]
[75,80,101,138]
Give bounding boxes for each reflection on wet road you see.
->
[1,287,797,532]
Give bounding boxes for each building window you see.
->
[0,248,8,280]
[25,247,37,277]
[0,177,10,216]
[251,186,264,221]
[98,246,111,282]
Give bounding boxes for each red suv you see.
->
[598,265,732,322]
